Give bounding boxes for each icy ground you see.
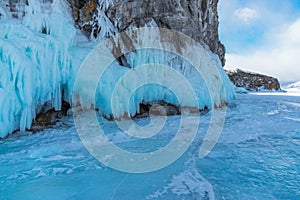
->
[1,92,300,200]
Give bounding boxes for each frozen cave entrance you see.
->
[134,102,209,120]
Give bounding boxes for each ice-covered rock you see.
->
[234,87,249,94]
[0,0,235,138]
[0,0,77,137]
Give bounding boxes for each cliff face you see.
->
[67,0,226,66]
[1,0,225,65]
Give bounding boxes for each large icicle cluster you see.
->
[92,50,234,119]
[73,28,235,119]
[0,0,235,138]
[0,0,77,137]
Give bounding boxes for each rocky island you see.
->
[226,68,281,91]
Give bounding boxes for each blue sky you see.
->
[218,0,300,82]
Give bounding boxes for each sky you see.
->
[218,0,300,82]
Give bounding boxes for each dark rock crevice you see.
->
[30,100,71,133]
[103,101,209,121]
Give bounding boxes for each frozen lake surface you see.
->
[1,93,299,199]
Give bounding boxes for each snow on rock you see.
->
[226,68,281,91]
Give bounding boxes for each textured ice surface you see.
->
[0,93,299,199]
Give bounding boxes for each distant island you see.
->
[226,68,281,91]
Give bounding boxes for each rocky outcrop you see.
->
[66,0,226,66]
[226,69,281,91]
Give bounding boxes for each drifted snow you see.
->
[0,0,235,138]
[283,81,300,94]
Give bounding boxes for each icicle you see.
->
[0,0,77,138]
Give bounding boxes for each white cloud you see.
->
[225,18,300,82]
[285,19,300,45]
[234,8,258,22]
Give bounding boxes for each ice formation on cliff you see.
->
[0,0,235,138]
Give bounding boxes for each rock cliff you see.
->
[1,0,225,65]
[66,0,226,66]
